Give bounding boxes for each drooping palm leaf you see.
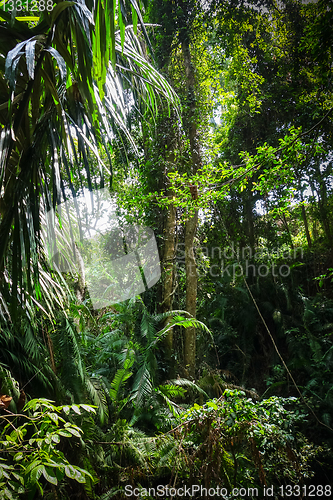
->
[0,0,179,321]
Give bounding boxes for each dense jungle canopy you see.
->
[0,0,333,498]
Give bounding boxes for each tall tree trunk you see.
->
[184,212,198,376]
[314,165,333,248]
[301,203,312,248]
[244,189,255,248]
[161,166,176,367]
[298,181,312,248]
[281,212,294,249]
[151,113,178,375]
[294,171,312,248]
[182,38,200,378]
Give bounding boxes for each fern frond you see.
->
[158,384,187,399]
[85,376,109,426]
[170,378,209,398]
[110,367,133,401]
[130,365,152,407]
[65,318,85,381]
[154,388,185,417]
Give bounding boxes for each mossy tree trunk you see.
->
[182,38,201,378]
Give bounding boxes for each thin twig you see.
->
[243,277,333,433]
[159,283,179,307]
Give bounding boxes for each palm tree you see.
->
[0,0,178,312]
[0,1,178,396]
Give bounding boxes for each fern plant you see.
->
[80,297,211,429]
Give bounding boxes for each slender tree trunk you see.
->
[295,173,312,248]
[318,201,333,248]
[281,213,294,249]
[314,166,333,247]
[301,203,312,248]
[309,184,318,241]
[74,243,86,302]
[184,212,198,376]
[161,176,176,365]
[297,180,312,247]
[152,113,178,375]
[182,38,201,378]
[244,189,255,248]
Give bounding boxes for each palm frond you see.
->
[0,0,179,323]
[150,314,212,349]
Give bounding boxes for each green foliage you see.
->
[0,399,96,498]
[171,391,321,489]
[0,320,57,398]
[83,298,211,429]
[100,392,324,497]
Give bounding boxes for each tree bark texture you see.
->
[182,38,200,377]
[161,180,176,363]
[156,116,178,372]
[184,212,198,376]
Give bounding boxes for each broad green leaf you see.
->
[48,412,59,425]
[62,406,70,415]
[12,473,24,485]
[51,434,60,444]
[58,430,72,437]
[3,488,15,500]
[43,467,58,486]
[5,39,26,89]
[74,469,86,483]
[24,459,42,475]
[131,4,138,34]
[64,465,76,480]
[30,465,44,484]
[65,427,81,437]
[79,404,96,413]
